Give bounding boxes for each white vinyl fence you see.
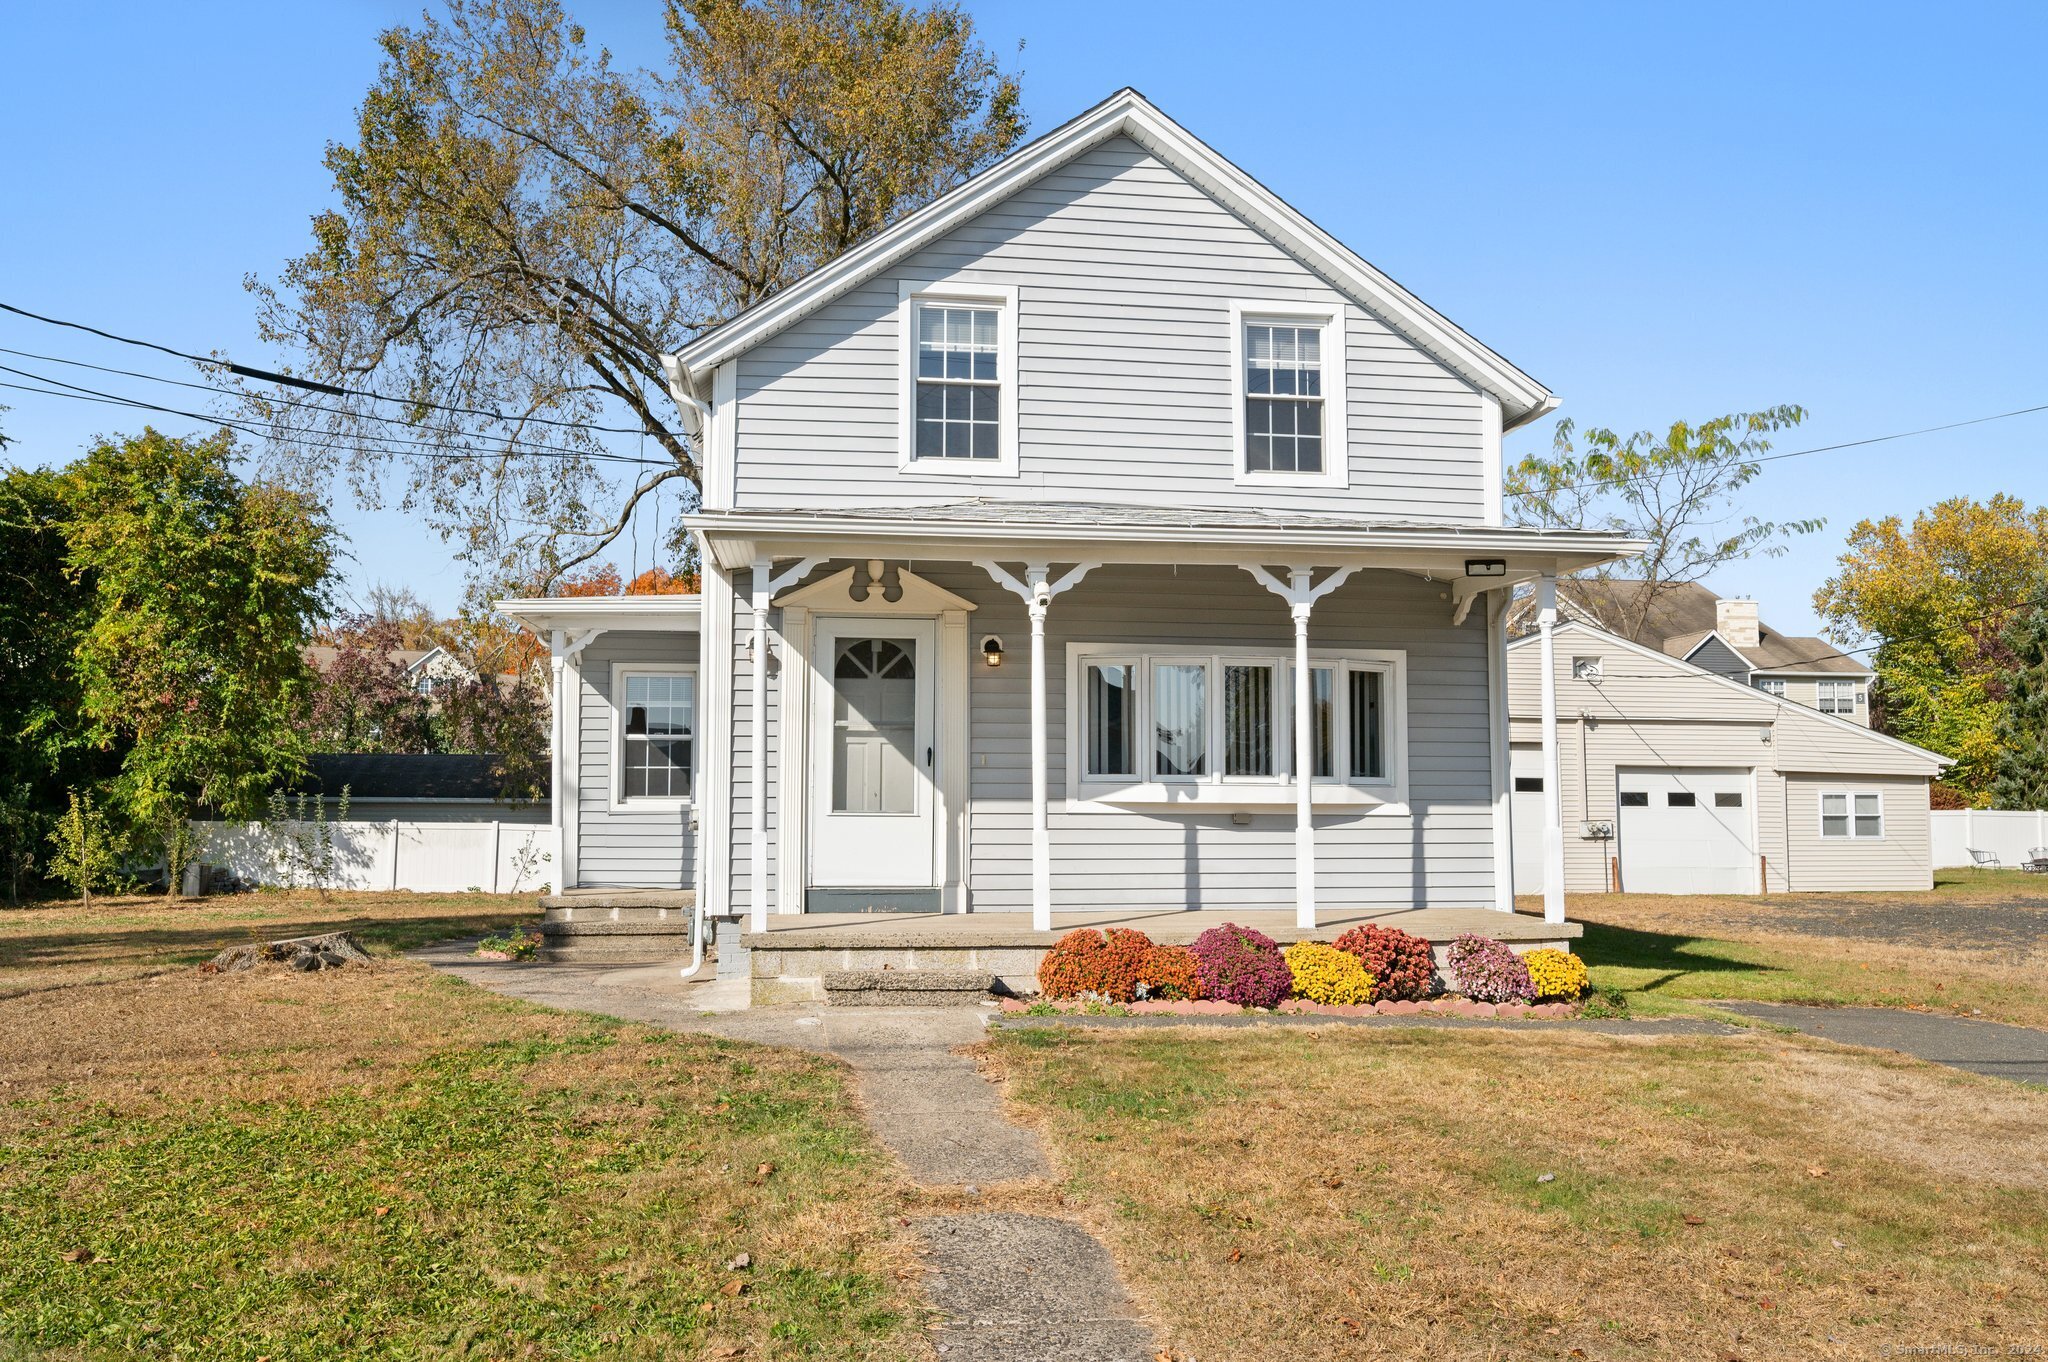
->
[191,819,561,894]
[1931,809,2048,869]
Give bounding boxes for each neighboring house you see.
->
[305,643,481,698]
[499,89,1638,930]
[1527,580,1875,725]
[1504,615,1948,895]
[293,753,548,824]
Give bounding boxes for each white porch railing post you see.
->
[1290,573,1315,930]
[1536,575,1567,924]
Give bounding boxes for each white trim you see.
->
[1487,590,1514,911]
[1815,678,1862,715]
[709,360,737,509]
[1748,669,1876,680]
[607,662,700,811]
[1818,787,1886,841]
[1480,393,1504,527]
[896,279,1021,477]
[1228,300,1348,489]
[669,89,1555,426]
[1508,620,1951,773]
[698,556,734,916]
[1062,641,1408,813]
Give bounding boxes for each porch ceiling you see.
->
[688,502,1642,585]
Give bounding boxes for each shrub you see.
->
[1136,944,1204,1001]
[1332,924,1436,1001]
[1189,923,1292,1009]
[474,928,542,962]
[1284,942,1375,1005]
[1037,927,1156,1002]
[1522,947,1589,1001]
[1445,934,1536,1004]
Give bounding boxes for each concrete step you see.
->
[537,918,698,965]
[541,903,695,925]
[822,969,995,1007]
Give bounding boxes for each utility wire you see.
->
[0,300,669,438]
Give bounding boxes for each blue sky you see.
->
[3,1,2043,637]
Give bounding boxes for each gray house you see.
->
[499,90,1639,985]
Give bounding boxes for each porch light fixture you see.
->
[1464,558,1508,578]
[981,635,1005,667]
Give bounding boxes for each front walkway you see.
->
[1719,1002,2048,1085]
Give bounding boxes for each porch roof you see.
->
[494,595,701,634]
[689,501,1643,583]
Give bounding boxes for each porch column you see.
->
[549,629,566,875]
[1536,574,1567,924]
[1245,565,1359,930]
[977,561,1098,931]
[747,556,823,932]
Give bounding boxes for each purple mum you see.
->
[1445,934,1537,1004]
[1189,923,1292,1008]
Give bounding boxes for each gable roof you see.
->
[1507,619,1947,773]
[1545,580,1871,676]
[669,88,1556,429]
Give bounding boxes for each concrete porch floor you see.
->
[744,906,1577,948]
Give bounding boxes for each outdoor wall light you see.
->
[1464,558,1508,577]
[981,635,1005,667]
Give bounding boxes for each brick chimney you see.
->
[1716,598,1760,649]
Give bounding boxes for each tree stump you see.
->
[207,932,372,974]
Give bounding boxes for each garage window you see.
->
[1715,792,1743,808]
[1514,776,1543,793]
[1667,791,1696,807]
[1618,791,1648,807]
[1820,791,1883,840]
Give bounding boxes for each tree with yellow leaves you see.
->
[1814,494,2048,803]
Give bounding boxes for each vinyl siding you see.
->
[1760,675,1872,728]
[1506,624,1939,893]
[729,136,1489,519]
[576,630,700,889]
[729,563,1498,912]
[1685,636,1750,682]
[727,568,780,906]
[1783,774,1932,891]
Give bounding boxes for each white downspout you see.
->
[1536,575,1567,924]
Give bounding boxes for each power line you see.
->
[0,300,670,438]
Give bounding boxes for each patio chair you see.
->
[1967,847,2002,870]
[2024,847,2048,874]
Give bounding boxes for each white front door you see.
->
[810,618,938,888]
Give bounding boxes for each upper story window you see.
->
[1230,303,1347,488]
[1754,677,1787,697]
[1817,680,1861,714]
[896,281,1019,476]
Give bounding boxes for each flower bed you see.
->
[1331,924,1436,1001]
[1189,923,1293,1009]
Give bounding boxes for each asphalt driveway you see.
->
[1720,1001,2048,1085]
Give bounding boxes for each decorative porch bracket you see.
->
[1534,574,1567,924]
[748,556,823,932]
[1243,565,1360,929]
[977,560,1100,931]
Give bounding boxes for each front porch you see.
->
[743,906,1580,1005]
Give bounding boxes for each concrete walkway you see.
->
[1718,1001,2048,1085]
[415,944,1161,1360]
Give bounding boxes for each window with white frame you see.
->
[1817,680,1860,714]
[1819,790,1883,839]
[1231,304,1346,485]
[898,282,1017,474]
[616,669,695,802]
[1073,646,1399,792]
[1754,677,1786,697]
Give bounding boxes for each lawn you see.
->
[1544,871,2048,1027]
[987,1023,2048,1361]
[0,892,933,1361]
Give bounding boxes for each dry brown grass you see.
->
[0,892,934,1359]
[988,1023,2048,1361]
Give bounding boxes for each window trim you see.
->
[1228,300,1349,489]
[1753,676,1787,697]
[1816,679,1861,714]
[608,662,700,810]
[897,279,1020,477]
[1818,788,1885,841]
[1064,642,1405,811]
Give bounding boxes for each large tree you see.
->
[1990,583,2048,811]
[1506,407,1820,641]
[250,0,1023,587]
[1817,495,2048,802]
[64,429,335,829]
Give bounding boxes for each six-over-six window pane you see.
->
[1245,323,1325,474]
[914,304,1000,460]
[621,672,694,799]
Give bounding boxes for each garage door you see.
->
[1616,768,1756,894]
[1510,745,1545,894]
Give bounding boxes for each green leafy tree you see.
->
[63,429,336,837]
[1991,583,2048,811]
[1507,407,1820,641]
[1815,495,2048,803]
[250,0,1024,587]
[45,790,120,907]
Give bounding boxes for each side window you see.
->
[618,671,695,801]
[898,284,1016,475]
[1233,305,1346,486]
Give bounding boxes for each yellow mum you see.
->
[1285,942,1377,1006]
[1522,947,1589,1001]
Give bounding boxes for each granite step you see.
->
[822,969,996,1007]
[537,917,698,964]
